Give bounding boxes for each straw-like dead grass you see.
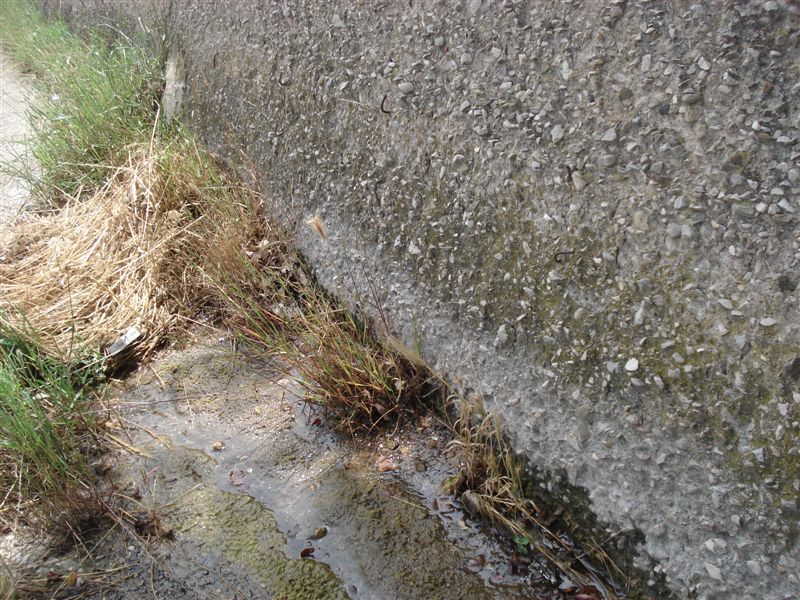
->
[0,140,273,362]
[445,396,642,599]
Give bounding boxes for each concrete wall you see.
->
[44,1,800,598]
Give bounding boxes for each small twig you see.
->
[388,495,425,511]
[337,97,371,110]
[380,94,391,114]
[104,432,154,458]
[148,363,166,390]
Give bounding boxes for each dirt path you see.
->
[0,49,34,231]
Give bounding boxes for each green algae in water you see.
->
[155,449,349,600]
[309,467,494,600]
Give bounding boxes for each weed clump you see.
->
[208,258,439,435]
[0,315,106,533]
[271,295,438,435]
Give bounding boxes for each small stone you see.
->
[561,60,571,80]
[461,490,482,515]
[760,317,777,327]
[683,93,702,105]
[718,298,733,310]
[788,168,800,183]
[310,526,328,540]
[778,199,796,213]
[600,153,617,167]
[522,241,532,256]
[763,0,779,11]
[600,128,617,142]
[625,358,639,373]
[460,52,473,66]
[408,241,421,255]
[434,36,445,47]
[681,223,693,239]
[459,99,471,112]
[666,222,681,238]
[494,324,510,348]
[211,441,225,451]
[571,170,586,191]
[398,81,414,95]
[746,559,762,575]
[704,563,723,581]
[634,303,645,325]
[729,173,745,187]
[551,124,564,143]
[734,334,747,350]
[698,56,711,71]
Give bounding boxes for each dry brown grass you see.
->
[446,397,627,599]
[0,139,272,363]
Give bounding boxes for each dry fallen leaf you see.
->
[376,457,398,472]
[229,468,246,486]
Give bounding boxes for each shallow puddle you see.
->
[103,337,561,599]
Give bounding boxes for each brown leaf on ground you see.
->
[229,468,246,486]
[376,457,398,472]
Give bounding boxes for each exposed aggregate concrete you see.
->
[42,1,800,598]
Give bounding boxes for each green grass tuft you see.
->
[0,312,106,532]
[0,0,163,200]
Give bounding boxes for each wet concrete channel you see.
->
[100,334,562,599]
